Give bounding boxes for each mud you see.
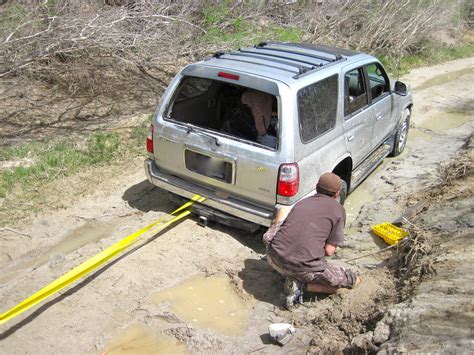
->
[0,57,473,354]
[414,67,472,90]
[102,325,188,354]
[151,275,252,336]
[420,110,472,131]
[380,146,474,353]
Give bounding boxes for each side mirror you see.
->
[394,81,408,96]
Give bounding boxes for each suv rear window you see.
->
[166,76,279,149]
[298,75,338,143]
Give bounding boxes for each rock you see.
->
[373,321,391,345]
[351,331,373,349]
[49,253,65,268]
[268,323,295,346]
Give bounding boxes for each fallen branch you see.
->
[345,242,399,263]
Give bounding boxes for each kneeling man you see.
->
[264,172,360,309]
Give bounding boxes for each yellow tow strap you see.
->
[0,194,206,326]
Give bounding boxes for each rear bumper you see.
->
[144,159,274,227]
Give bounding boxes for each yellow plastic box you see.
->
[371,223,408,245]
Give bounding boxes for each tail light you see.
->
[146,124,154,153]
[277,163,299,197]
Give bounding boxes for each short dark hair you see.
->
[316,186,337,197]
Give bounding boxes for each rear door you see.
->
[342,66,374,167]
[153,71,283,209]
[294,74,344,200]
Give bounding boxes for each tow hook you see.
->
[198,215,208,227]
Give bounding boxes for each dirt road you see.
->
[1,57,473,354]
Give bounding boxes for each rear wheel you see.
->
[390,108,410,157]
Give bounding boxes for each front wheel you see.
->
[390,108,410,157]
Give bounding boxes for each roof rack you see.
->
[255,42,343,62]
[214,52,301,75]
[211,42,347,79]
[238,48,325,67]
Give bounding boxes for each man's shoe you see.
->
[352,275,362,288]
[282,277,304,310]
[336,275,362,294]
[283,277,300,294]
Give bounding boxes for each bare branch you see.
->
[5,16,57,44]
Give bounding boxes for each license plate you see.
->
[184,150,233,183]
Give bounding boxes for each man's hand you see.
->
[262,205,292,247]
[325,243,337,256]
[262,221,282,246]
[274,205,292,224]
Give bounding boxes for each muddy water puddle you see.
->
[345,184,374,223]
[0,221,113,284]
[410,128,433,141]
[419,111,472,132]
[415,67,473,90]
[152,275,251,336]
[101,325,187,355]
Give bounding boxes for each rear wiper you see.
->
[186,125,220,146]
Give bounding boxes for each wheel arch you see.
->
[331,156,353,191]
[398,104,413,126]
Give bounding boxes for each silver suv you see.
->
[145,42,412,230]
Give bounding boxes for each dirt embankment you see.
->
[0,57,473,354]
[379,140,473,353]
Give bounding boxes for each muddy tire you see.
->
[390,108,410,157]
[338,179,348,205]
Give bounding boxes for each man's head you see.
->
[316,172,341,198]
[241,89,273,136]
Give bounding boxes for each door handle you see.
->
[376,113,383,121]
[347,135,354,142]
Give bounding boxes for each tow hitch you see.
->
[198,215,208,227]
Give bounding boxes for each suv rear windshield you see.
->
[298,75,338,143]
[165,76,279,149]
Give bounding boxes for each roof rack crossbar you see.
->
[228,50,317,72]
[293,59,346,79]
[256,42,341,62]
[216,55,299,75]
[237,48,325,68]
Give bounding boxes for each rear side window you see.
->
[344,68,368,117]
[298,75,338,143]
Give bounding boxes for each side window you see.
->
[298,75,338,143]
[344,68,368,117]
[366,63,389,101]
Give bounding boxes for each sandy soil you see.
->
[0,57,473,354]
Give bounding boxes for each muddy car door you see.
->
[365,62,394,146]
